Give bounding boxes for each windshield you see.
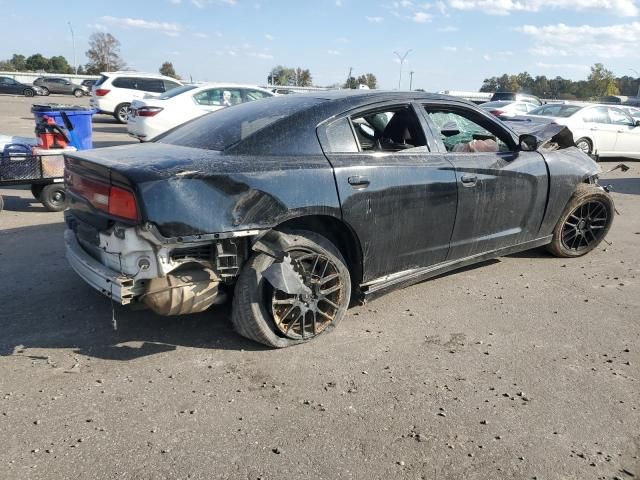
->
[157,95,325,151]
[159,84,198,100]
[528,104,583,117]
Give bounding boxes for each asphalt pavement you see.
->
[0,95,638,480]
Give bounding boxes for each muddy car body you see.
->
[64,91,614,347]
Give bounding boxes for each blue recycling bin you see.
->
[32,104,96,150]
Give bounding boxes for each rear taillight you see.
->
[65,171,138,221]
[95,89,110,96]
[137,106,164,117]
[490,109,505,116]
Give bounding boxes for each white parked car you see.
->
[479,100,538,118]
[90,72,183,124]
[520,103,640,159]
[127,84,274,141]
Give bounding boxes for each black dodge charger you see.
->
[63,91,613,347]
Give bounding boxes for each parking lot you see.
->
[0,95,639,479]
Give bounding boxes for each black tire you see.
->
[40,87,50,96]
[31,184,44,200]
[547,184,614,258]
[231,230,352,348]
[73,89,83,98]
[575,137,593,155]
[40,184,68,212]
[23,88,35,97]
[114,103,131,124]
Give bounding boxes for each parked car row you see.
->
[0,75,93,97]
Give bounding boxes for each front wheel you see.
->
[232,230,351,348]
[73,89,83,98]
[114,103,131,124]
[23,88,35,97]
[547,184,614,258]
[40,184,68,212]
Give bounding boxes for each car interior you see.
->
[351,107,427,152]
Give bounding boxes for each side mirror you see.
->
[65,82,71,85]
[519,134,538,151]
[440,121,461,137]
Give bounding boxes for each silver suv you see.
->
[33,77,88,97]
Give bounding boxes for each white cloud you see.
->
[516,21,640,58]
[412,11,432,22]
[366,16,384,22]
[336,0,342,5]
[248,52,273,59]
[448,0,638,16]
[328,49,341,55]
[265,33,274,41]
[335,36,350,43]
[101,16,182,36]
[169,0,181,4]
[437,25,458,31]
[87,23,107,31]
[193,32,208,38]
[483,53,492,61]
[443,46,458,52]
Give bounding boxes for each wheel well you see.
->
[276,215,364,287]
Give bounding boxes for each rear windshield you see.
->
[528,104,583,118]
[95,75,108,87]
[159,84,197,99]
[491,93,515,101]
[157,95,325,151]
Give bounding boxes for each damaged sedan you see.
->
[63,91,614,347]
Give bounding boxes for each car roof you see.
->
[101,71,181,81]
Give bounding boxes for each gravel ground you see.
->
[0,95,638,480]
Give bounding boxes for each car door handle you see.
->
[348,176,370,188]
[461,174,477,186]
[590,127,599,131]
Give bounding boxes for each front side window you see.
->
[608,107,634,126]
[425,107,514,153]
[350,106,427,152]
[112,77,136,89]
[140,79,165,93]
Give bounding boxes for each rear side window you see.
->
[164,80,181,91]
[112,77,137,89]
[140,78,166,93]
[157,96,324,151]
[95,75,109,87]
[244,89,272,101]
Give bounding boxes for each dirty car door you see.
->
[422,104,548,260]
[318,103,458,283]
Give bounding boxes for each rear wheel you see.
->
[232,230,351,348]
[575,137,593,155]
[547,184,614,258]
[114,103,131,124]
[40,87,50,96]
[40,184,68,212]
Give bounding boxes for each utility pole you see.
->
[347,66,352,89]
[409,71,414,91]
[68,21,77,75]
[393,50,412,90]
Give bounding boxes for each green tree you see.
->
[356,73,377,89]
[86,32,125,73]
[294,67,312,87]
[10,54,26,71]
[159,61,180,79]
[588,63,617,98]
[25,53,50,71]
[49,56,73,74]
[343,76,358,89]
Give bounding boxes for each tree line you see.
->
[480,63,640,100]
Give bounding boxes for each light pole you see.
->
[409,71,414,91]
[68,22,77,75]
[630,68,640,98]
[393,49,412,90]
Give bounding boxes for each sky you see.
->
[1,0,639,91]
